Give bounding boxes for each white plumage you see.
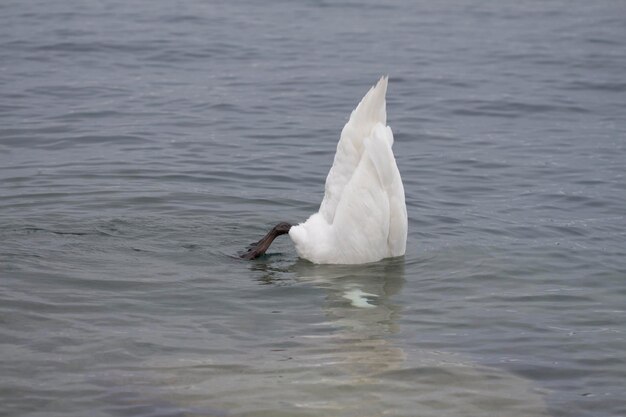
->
[289,76,407,264]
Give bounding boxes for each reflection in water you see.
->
[288,258,407,381]
[97,257,549,417]
[246,257,551,417]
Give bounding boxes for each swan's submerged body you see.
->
[241,77,407,264]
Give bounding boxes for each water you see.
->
[1,1,625,416]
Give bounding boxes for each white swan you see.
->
[242,76,407,264]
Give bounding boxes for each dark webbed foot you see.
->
[240,222,292,260]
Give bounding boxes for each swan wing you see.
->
[365,125,407,257]
[330,123,406,263]
[319,76,389,224]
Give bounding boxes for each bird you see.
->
[241,76,407,264]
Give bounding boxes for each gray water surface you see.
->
[2,1,626,416]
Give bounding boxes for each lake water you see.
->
[1,1,625,416]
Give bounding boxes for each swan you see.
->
[241,76,407,264]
